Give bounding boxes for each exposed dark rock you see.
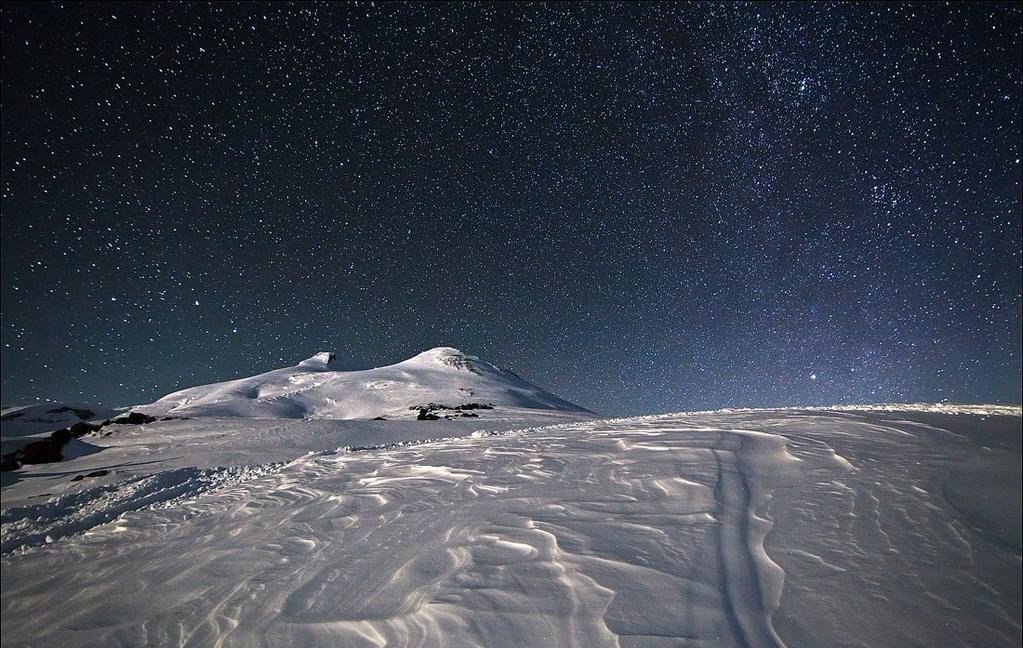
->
[15,436,66,465]
[109,411,157,425]
[372,416,388,420]
[409,402,445,411]
[68,421,104,438]
[453,403,494,411]
[160,416,190,421]
[410,402,493,412]
[1,425,100,471]
[71,469,110,482]
[411,402,493,420]
[439,354,482,374]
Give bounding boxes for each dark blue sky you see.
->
[2,2,1020,415]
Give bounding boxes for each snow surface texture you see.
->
[1,405,1019,647]
[134,347,591,420]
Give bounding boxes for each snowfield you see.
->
[1,404,1019,647]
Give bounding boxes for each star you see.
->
[0,2,1018,413]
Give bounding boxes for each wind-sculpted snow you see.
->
[1,463,286,554]
[1,409,1020,647]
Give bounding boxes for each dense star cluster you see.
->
[1,2,1020,414]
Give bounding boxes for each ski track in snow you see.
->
[1,409,1021,647]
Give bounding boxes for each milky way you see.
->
[2,2,1020,414]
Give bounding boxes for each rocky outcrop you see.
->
[109,412,157,425]
[68,421,104,437]
[71,469,110,482]
[411,402,494,421]
[1,410,156,471]
[1,430,70,469]
[416,408,440,421]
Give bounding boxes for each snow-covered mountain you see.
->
[135,347,591,420]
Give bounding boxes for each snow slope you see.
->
[135,347,591,420]
[1,405,1019,647]
[0,403,118,438]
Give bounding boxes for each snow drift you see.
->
[1,405,1019,647]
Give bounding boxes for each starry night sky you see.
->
[2,2,1021,415]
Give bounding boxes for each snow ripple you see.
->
[1,463,285,555]
[2,409,1019,648]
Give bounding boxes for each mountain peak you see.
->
[297,351,340,370]
[415,347,473,359]
[406,347,486,372]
